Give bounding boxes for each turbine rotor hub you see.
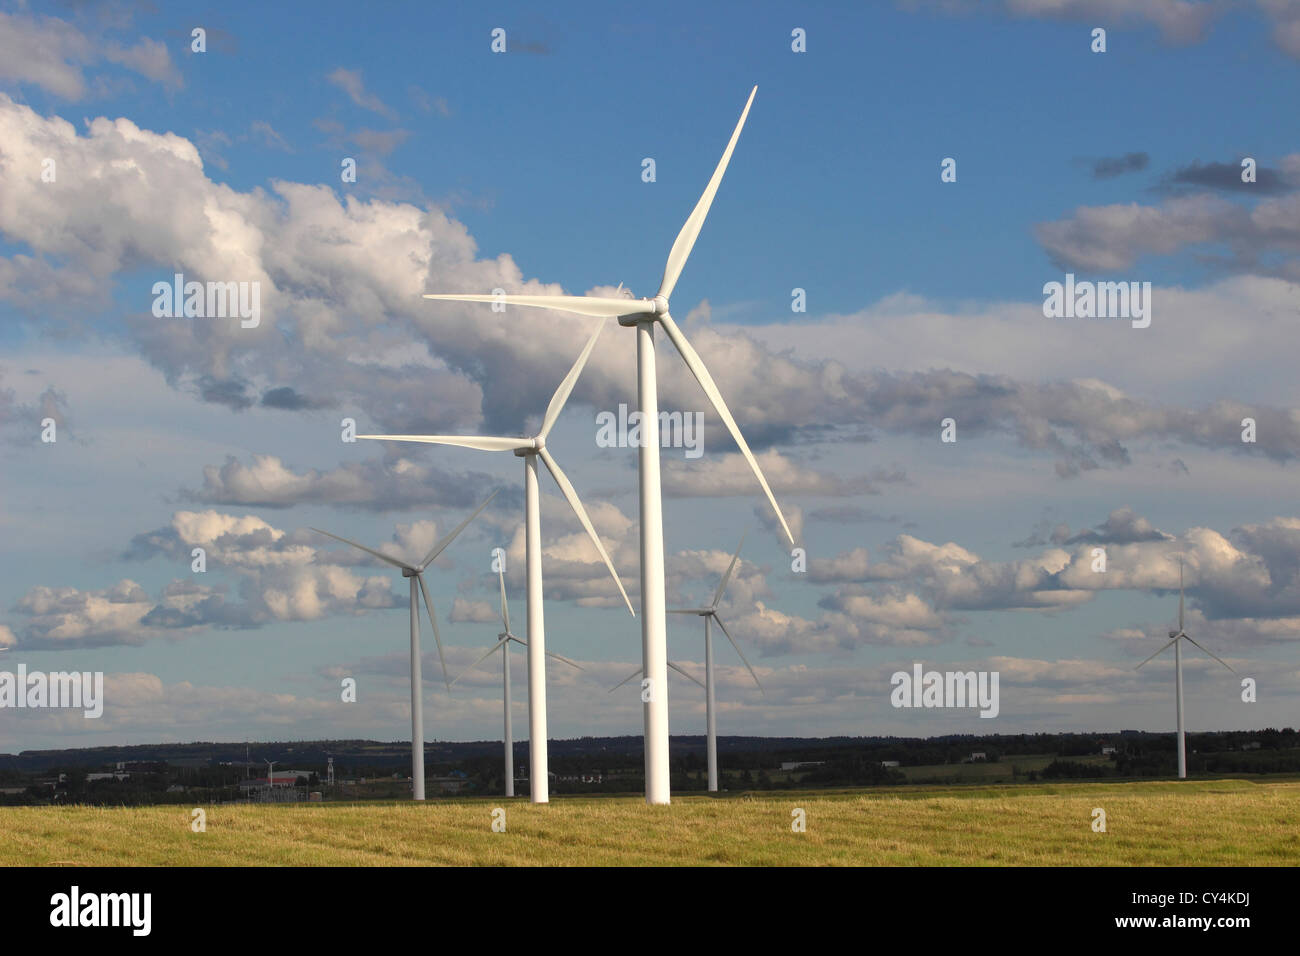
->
[652,295,669,315]
[402,567,417,577]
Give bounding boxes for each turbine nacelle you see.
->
[617,301,658,326]
[512,437,544,457]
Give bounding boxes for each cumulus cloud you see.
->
[183,453,506,512]
[0,11,182,99]
[1036,184,1300,278]
[449,598,498,624]
[8,564,403,649]
[3,96,1298,482]
[662,450,903,499]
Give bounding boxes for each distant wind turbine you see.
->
[452,564,583,797]
[1136,559,1235,779]
[669,533,762,791]
[418,86,793,803]
[311,489,499,800]
[357,321,633,804]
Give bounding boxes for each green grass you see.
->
[2,778,1297,866]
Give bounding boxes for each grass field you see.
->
[2,778,1297,866]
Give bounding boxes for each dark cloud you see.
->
[197,376,254,411]
[1161,160,1295,195]
[260,386,333,411]
[1064,507,1172,545]
[1091,152,1149,179]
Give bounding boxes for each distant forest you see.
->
[1,728,1296,806]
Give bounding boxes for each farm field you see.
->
[897,753,1112,784]
[1,778,1297,866]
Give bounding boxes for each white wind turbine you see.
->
[669,533,763,792]
[357,321,634,804]
[417,86,793,804]
[1136,559,1235,779]
[311,489,499,800]
[452,564,583,797]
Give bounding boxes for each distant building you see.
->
[1101,746,1117,756]
[238,771,311,793]
[968,752,987,762]
[880,761,901,768]
[780,761,826,771]
[549,772,603,785]
[430,775,473,793]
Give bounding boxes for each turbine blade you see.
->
[607,665,644,693]
[537,447,635,616]
[310,528,413,572]
[419,489,500,571]
[424,293,653,319]
[657,86,757,301]
[545,650,584,671]
[1178,560,1185,634]
[667,660,706,689]
[658,312,794,544]
[539,320,603,441]
[357,434,527,453]
[416,573,451,691]
[712,532,747,609]
[450,635,509,688]
[1182,635,1236,673]
[713,614,763,693]
[1135,638,1178,670]
[498,565,511,634]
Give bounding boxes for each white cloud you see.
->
[0,11,182,100]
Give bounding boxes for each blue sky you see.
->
[2,0,1299,753]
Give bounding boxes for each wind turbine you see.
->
[311,489,500,800]
[668,533,762,792]
[452,564,583,797]
[1136,559,1235,779]
[356,321,634,804]
[417,86,793,804]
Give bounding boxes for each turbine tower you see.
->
[417,87,793,804]
[452,564,583,797]
[311,489,499,800]
[1136,559,1235,779]
[669,533,763,792]
[357,321,634,803]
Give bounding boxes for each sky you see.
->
[1,0,1299,754]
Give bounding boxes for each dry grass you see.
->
[2,778,1297,866]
